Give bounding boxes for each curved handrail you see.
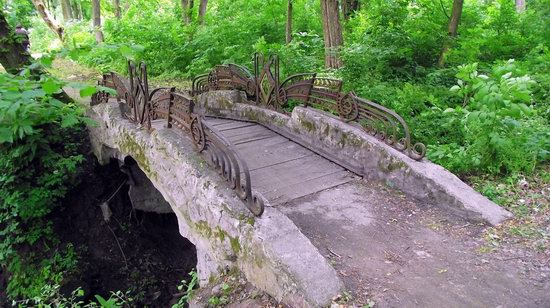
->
[191,53,426,160]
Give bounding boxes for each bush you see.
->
[0,68,92,298]
[428,61,549,174]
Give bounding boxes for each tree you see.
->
[198,0,207,24]
[438,0,463,67]
[342,0,359,20]
[286,0,292,43]
[60,0,73,22]
[0,10,31,74]
[92,0,104,43]
[320,0,343,69]
[31,0,64,40]
[114,0,121,19]
[181,0,194,24]
[72,0,83,20]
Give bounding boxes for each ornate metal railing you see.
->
[192,54,426,160]
[92,61,264,216]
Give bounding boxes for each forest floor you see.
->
[48,58,549,307]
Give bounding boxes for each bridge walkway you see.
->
[193,117,545,307]
[204,117,354,206]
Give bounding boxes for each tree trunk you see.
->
[71,0,81,20]
[438,0,463,67]
[92,0,104,43]
[198,0,207,24]
[114,0,121,19]
[0,10,32,74]
[60,0,73,22]
[181,0,194,24]
[342,0,359,20]
[31,0,64,40]
[320,0,343,69]
[286,0,292,43]
[515,0,525,12]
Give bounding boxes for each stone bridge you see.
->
[82,55,543,307]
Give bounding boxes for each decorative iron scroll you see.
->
[191,53,426,160]
[92,61,264,216]
[195,119,264,216]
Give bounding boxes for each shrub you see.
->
[429,61,549,174]
[0,68,93,298]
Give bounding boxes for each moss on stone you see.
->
[194,220,214,238]
[229,237,241,254]
[117,131,156,180]
[298,114,317,133]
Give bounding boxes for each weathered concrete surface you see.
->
[196,91,512,226]
[124,163,173,213]
[280,180,549,307]
[87,101,343,307]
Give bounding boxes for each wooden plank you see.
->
[250,155,345,192]
[204,117,236,126]
[219,124,271,138]
[236,139,314,171]
[215,121,256,131]
[263,170,352,206]
[228,128,278,145]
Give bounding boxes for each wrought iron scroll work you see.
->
[191,53,426,160]
[195,118,264,216]
[92,63,264,217]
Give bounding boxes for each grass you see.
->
[467,165,549,252]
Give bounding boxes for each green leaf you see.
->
[79,86,97,97]
[82,117,98,127]
[0,127,13,143]
[61,114,80,128]
[119,45,135,60]
[97,86,117,95]
[39,56,54,68]
[42,79,62,95]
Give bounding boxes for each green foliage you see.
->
[12,284,134,307]
[0,65,94,298]
[2,0,34,28]
[172,269,199,307]
[429,61,548,174]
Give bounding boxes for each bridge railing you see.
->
[92,60,264,216]
[192,53,426,160]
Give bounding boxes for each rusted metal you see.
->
[93,60,264,216]
[192,53,426,160]
[195,119,264,216]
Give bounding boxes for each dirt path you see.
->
[281,179,549,307]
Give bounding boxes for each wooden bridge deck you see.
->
[203,117,354,206]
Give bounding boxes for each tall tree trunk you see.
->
[92,0,104,43]
[286,0,292,43]
[198,0,207,24]
[438,0,463,67]
[181,0,194,24]
[342,0,359,20]
[114,0,121,19]
[320,0,343,69]
[515,0,525,12]
[31,0,64,40]
[60,0,73,22]
[71,0,81,20]
[0,10,32,74]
